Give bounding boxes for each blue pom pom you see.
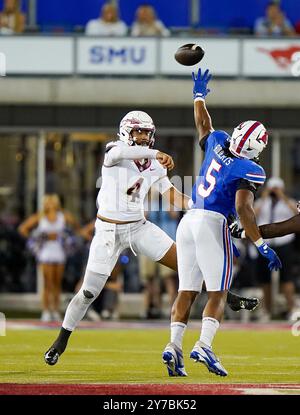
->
[120,255,129,265]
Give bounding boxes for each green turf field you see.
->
[0,328,299,384]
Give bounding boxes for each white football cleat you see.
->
[190,341,228,377]
[162,342,187,377]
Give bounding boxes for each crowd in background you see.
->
[0,0,299,37]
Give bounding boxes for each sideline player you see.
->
[45,111,261,365]
[162,69,282,377]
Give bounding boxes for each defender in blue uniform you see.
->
[191,129,266,219]
[163,68,282,378]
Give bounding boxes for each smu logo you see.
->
[257,45,300,69]
[90,46,146,64]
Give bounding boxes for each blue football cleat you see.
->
[190,341,228,377]
[162,342,188,377]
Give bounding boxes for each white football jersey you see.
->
[97,140,172,221]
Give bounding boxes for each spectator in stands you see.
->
[0,0,25,34]
[18,194,80,322]
[254,1,295,36]
[131,4,170,37]
[85,2,127,36]
[254,177,298,321]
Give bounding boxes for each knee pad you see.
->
[80,270,108,304]
[83,290,95,299]
[81,289,96,305]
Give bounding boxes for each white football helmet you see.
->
[118,111,155,147]
[229,120,268,160]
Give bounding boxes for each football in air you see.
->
[174,43,205,66]
[175,43,204,66]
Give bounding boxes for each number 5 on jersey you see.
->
[198,159,222,198]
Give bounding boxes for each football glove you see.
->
[192,68,212,100]
[256,240,282,271]
[228,215,245,239]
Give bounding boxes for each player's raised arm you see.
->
[235,188,282,271]
[105,143,174,170]
[105,143,158,166]
[192,68,214,141]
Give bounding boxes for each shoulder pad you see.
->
[241,160,266,185]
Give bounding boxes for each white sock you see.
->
[199,317,220,348]
[170,322,187,349]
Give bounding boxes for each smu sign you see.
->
[90,46,146,65]
[77,38,157,74]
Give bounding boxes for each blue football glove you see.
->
[192,68,212,100]
[256,241,282,271]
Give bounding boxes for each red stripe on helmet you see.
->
[236,121,261,154]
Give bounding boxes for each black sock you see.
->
[227,290,241,304]
[52,327,72,355]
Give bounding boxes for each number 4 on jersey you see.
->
[127,178,144,202]
[198,159,222,198]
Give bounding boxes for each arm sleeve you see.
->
[104,145,159,167]
[237,179,261,196]
[152,176,173,195]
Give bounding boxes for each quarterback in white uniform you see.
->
[45,110,261,366]
[87,121,184,276]
[44,110,189,365]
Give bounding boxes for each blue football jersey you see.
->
[191,130,266,218]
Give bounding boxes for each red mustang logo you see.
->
[257,45,300,69]
[258,132,268,145]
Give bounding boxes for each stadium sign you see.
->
[0,37,73,74]
[0,36,300,77]
[77,38,157,74]
[0,53,6,76]
[243,40,300,76]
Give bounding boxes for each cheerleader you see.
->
[19,194,79,321]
